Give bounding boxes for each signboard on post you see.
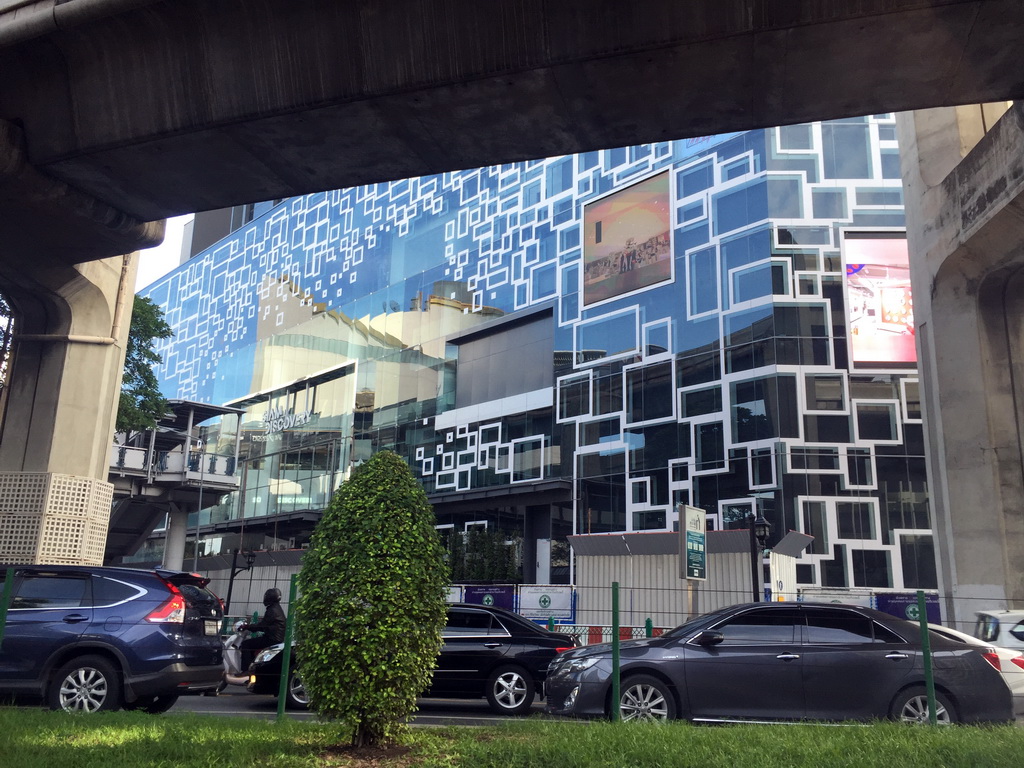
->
[680,505,707,581]
[519,585,574,621]
[463,585,515,610]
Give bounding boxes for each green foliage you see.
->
[294,450,450,747]
[446,527,521,582]
[116,295,173,433]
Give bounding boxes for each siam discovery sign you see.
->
[253,407,317,441]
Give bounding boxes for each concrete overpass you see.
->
[0,1,1022,618]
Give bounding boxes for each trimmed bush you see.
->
[295,450,449,747]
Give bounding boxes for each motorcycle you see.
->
[221,620,251,688]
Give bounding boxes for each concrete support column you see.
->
[0,252,136,565]
[162,504,189,571]
[897,103,1024,623]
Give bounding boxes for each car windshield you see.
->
[1011,622,1024,643]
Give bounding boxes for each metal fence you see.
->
[193,554,1014,642]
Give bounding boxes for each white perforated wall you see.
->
[0,473,112,565]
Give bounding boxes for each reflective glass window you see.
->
[802,501,828,555]
[822,123,872,179]
[678,160,714,198]
[778,124,813,150]
[714,608,802,644]
[13,575,87,609]
[838,501,875,539]
[803,608,880,644]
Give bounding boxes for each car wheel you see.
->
[890,687,956,724]
[49,655,122,713]
[124,694,179,714]
[285,670,309,710]
[617,674,675,722]
[485,665,535,715]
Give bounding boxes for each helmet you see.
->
[263,587,282,605]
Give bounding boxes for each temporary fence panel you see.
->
[574,553,689,629]
[700,551,754,613]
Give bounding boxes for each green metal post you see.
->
[0,568,14,649]
[548,617,554,631]
[645,617,653,638]
[917,590,937,725]
[611,581,620,722]
[276,574,299,722]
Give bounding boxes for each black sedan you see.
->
[247,602,578,714]
[545,602,1013,724]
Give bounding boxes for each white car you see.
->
[931,623,1024,715]
[975,610,1024,651]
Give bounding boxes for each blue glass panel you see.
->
[822,123,872,179]
[688,246,718,315]
[713,180,768,235]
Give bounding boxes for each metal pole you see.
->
[277,573,299,722]
[192,453,204,571]
[750,522,761,602]
[611,581,620,722]
[917,590,937,725]
[225,548,239,614]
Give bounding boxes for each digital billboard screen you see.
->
[844,233,915,367]
[582,170,672,307]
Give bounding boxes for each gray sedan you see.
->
[545,602,1012,724]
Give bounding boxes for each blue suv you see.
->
[0,565,224,712]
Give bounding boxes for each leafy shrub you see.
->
[294,450,449,747]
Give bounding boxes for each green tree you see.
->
[117,295,173,433]
[295,450,450,748]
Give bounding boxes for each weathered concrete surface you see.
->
[0,1,1022,243]
[0,251,136,480]
[899,103,1024,621]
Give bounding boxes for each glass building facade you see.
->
[141,116,934,590]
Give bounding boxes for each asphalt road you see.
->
[168,686,547,726]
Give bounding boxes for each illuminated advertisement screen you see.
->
[844,233,915,366]
[582,170,672,307]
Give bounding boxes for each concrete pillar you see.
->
[163,504,189,571]
[0,253,136,565]
[897,103,1024,624]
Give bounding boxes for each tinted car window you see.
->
[976,615,999,643]
[91,576,141,607]
[179,583,218,606]
[13,575,88,609]
[804,608,895,643]
[445,609,508,636]
[714,608,801,644]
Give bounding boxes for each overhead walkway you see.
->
[105,400,243,566]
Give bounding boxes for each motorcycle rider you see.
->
[239,587,287,670]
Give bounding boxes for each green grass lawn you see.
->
[0,708,1020,768]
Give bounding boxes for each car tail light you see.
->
[555,647,574,654]
[146,579,186,624]
[1010,656,1024,672]
[981,651,1002,671]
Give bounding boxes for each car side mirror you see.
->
[691,629,725,646]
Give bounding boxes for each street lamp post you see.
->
[224,549,256,614]
[749,512,772,602]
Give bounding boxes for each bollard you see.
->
[548,617,554,631]
[277,575,300,722]
[917,590,937,725]
[645,618,653,638]
[611,582,620,723]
